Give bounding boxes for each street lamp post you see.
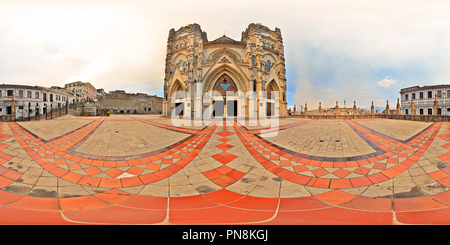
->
[94,99,97,116]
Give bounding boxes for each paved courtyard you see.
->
[2,114,450,224]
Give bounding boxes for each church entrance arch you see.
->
[170,80,186,117]
[211,74,238,118]
[266,80,280,117]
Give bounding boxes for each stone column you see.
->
[434,94,438,115]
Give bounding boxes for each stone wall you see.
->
[97,94,163,114]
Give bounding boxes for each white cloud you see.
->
[377,76,397,88]
[324,89,333,92]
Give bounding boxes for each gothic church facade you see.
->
[162,23,287,118]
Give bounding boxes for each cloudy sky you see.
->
[1,0,449,110]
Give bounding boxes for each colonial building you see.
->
[400,85,450,115]
[64,81,96,103]
[162,23,287,118]
[96,90,163,114]
[0,84,76,119]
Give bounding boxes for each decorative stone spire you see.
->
[304,103,307,115]
[397,98,401,115]
[319,102,322,115]
[386,100,390,115]
[335,101,339,114]
[371,101,374,115]
[353,101,357,114]
[411,98,415,115]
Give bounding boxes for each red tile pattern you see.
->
[203,122,246,187]
[2,119,450,224]
[234,121,441,189]
[7,118,215,188]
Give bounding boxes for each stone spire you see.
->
[319,102,322,115]
[353,101,357,114]
[396,98,401,115]
[411,98,415,115]
[304,103,307,115]
[371,101,374,115]
[386,100,390,115]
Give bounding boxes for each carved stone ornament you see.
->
[219,57,231,63]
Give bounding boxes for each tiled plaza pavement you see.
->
[3,115,450,224]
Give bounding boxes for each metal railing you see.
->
[0,103,69,122]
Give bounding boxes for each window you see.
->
[35,92,39,98]
[43,93,47,102]
[7,90,13,96]
[265,60,271,71]
[405,94,409,100]
[428,108,433,115]
[0,90,2,97]
[437,90,442,98]
[428,91,432,98]
[420,109,424,115]
[50,94,53,102]
[27,91,32,98]
[19,90,23,97]
[405,109,409,114]
[253,80,257,92]
[448,90,450,97]
[271,45,274,49]
[420,92,423,99]
[412,93,415,99]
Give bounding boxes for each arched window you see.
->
[266,43,270,48]
[271,45,274,49]
[180,43,184,47]
[265,60,271,71]
[179,60,183,69]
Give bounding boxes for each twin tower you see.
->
[162,23,287,118]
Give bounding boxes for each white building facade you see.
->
[400,85,450,115]
[0,84,76,119]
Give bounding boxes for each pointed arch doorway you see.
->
[211,74,238,118]
[266,80,280,117]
